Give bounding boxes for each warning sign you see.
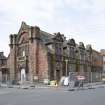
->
[76,75,85,80]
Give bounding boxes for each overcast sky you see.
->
[0,0,105,56]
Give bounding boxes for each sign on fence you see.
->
[76,75,85,80]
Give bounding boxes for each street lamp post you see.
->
[65,59,68,77]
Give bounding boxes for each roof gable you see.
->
[67,38,76,46]
[17,22,29,44]
[53,32,64,42]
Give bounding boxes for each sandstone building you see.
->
[0,22,103,83]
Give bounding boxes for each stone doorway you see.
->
[20,68,26,83]
[56,70,61,82]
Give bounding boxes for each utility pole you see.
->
[65,59,68,77]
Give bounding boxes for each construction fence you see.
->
[68,72,102,83]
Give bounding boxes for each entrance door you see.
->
[56,70,60,82]
[21,68,26,82]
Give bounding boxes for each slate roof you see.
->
[40,30,55,44]
[0,52,6,60]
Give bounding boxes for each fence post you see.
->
[100,72,102,82]
[91,72,92,83]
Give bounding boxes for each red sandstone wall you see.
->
[28,41,37,81]
[28,40,49,81]
[38,43,49,81]
[9,47,16,81]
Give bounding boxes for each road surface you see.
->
[0,87,105,105]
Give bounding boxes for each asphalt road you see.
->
[0,87,105,105]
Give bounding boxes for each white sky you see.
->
[0,0,105,56]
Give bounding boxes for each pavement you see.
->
[0,81,105,90]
